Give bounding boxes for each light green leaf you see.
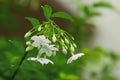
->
[51,12,74,22]
[25,17,40,27]
[42,5,52,20]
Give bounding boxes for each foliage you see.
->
[0,1,119,80]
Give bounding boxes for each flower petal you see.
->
[67,53,84,64]
[27,57,38,61]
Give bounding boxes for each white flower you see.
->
[31,35,51,47]
[39,44,58,57]
[27,57,54,65]
[67,53,84,64]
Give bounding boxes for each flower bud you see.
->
[62,48,67,55]
[38,25,41,31]
[26,41,31,45]
[53,51,56,56]
[24,32,31,38]
[73,43,77,48]
[61,39,64,44]
[52,34,57,43]
[25,46,33,52]
[70,44,75,53]
[64,38,69,44]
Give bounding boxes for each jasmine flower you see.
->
[67,53,84,64]
[31,35,51,47]
[27,57,54,65]
[39,44,58,57]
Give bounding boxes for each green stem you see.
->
[10,51,28,80]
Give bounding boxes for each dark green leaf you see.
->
[42,5,52,20]
[25,17,40,27]
[93,2,113,8]
[51,12,74,22]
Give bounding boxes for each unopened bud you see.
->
[52,34,57,43]
[24,32,31,38]
[70,45,75,53]
[53,51,56,56]
[73,43,77,48]
[38,25,41,31]
[61,39,64,44]
[25,46,33,52]
[26,41,31,45]
[62,48,67,55]
[64,38,69,44]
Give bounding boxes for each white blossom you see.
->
[31,35,51,47]
[27,57,54,65]
[39,44,58,57]
[67,53,84,64]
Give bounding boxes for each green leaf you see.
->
[25,17,40,27]
[82,6,91,17]
[51,12,74,22]
[93,2,113,9]
[42,5,52,20]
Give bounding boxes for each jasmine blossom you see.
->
[27,57,54,65]
[67,53,84,64]
[39,44,58,57]
[31,35,51,47]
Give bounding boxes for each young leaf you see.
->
[51,12,74,22]
[42,5,52,20]
[25,17,40,27]
[93,2,113,9]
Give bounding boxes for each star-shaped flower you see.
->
[31,35,51,47]
[39,44,58,57]
[67,53,84,64]
[27,57,54,65]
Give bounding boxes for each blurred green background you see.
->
[0,0,119,80]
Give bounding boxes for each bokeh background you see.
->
[0,0,120,80]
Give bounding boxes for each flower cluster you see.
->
[25,20,84,65]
